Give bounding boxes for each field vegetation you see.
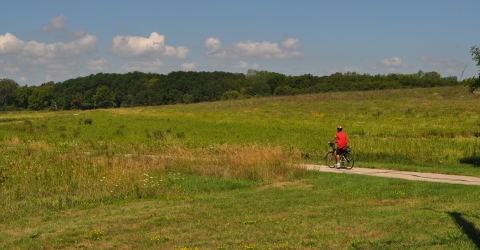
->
[1,86,480,249]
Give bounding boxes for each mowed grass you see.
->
[2,173,480,249]
[1,86,480,249]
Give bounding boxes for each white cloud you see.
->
[233,40,282,58]
[181,62,201,70]
[0,32,97,61]
[205,37,303,60]
[44,74,53,82]
[71,30,88,40]
[4,66,20,74]
[234,61,259,69]
[19,76,27,82]
[419,55,463,76]
[121,59,165,72]
[381,57,403,67]
[111,32,189,59]
[42,14,67,32]
[423,57,457,69]
[87,57,109,71]
[0,33,26,54]
[0,15,103,84]
[446,68,457,75]
[282,38,300,50]
[0,30,97,84]
[21,34,97,59]
[165,46,189,59]
[43,60,77,78]
[0,59,21,74]
[204,37,222,50]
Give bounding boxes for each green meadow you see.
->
[1,86,480,249]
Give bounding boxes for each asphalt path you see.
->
[303,164,480,186]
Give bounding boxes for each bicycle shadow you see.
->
[448,212,480,249]
[459,156,480,167]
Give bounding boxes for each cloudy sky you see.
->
[1,0,479,86]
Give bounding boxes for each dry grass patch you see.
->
[260,180,314,190]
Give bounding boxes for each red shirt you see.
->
[336,131,347,149]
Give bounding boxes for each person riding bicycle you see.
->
[328,126,348,169]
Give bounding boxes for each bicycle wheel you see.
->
[325,152,336,168]
[343,153,354,169]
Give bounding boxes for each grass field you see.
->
[1,86,480,249]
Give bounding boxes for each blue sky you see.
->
[1,0,479,86]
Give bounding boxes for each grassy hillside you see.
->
[2,86,479,169]
[1,86,480,249]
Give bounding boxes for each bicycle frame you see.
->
[327,142,354,169]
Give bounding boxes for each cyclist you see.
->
[328,126,348,168]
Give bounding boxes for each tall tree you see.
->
[93,85,115,108]
[467,45,480,93]
[15,86,31,109]
[28,87,52,110]
[0,78,19,109]
[70,92,83,110]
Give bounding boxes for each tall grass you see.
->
[0,137,305,219]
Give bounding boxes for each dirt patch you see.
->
[258,180,313,190]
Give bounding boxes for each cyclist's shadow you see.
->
[448,212,480,248]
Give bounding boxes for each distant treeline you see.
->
[0,70,460,111]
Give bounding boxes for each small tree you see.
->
[182,93,194,104]
[467,46,480,93]
[472,46,480,67]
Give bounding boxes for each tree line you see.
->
[0,70,463,111]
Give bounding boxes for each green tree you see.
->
[0,78,19,109]
[15,86,31,109]
[27,82,55,110]
[93,85,116,108]
[472,46,480,66]
[82,90,94,109]
[183,93,194,104]
[467,45,480,93]
[166,89,183,104]
[70,92,83,110]
[274,85,294,96]
[221,90,242,100]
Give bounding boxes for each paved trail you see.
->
[303,164,480,186]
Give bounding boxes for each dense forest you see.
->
[0,70,463,111]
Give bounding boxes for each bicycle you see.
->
[325,142,354,169]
